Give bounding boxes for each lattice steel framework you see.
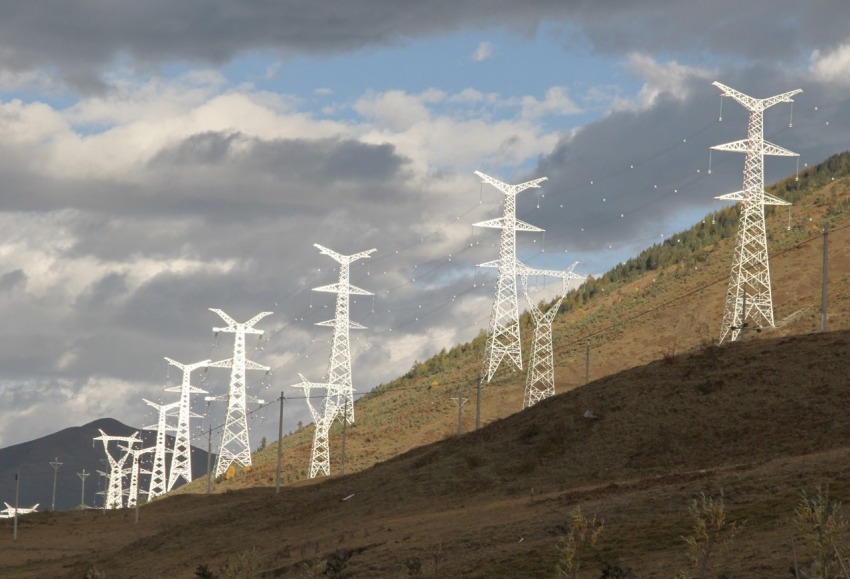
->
[121,444,153,508]
[312,244,376,424]
[143,398,179,499]
[292,373,336,478]
[474,171,547,382]
[517,261,583,408]
[93,430,141,510]
[711,82,802,343]
[208,309,272,477]
[0,503,38,518]
[164,357,210,490]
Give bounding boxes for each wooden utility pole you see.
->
[275,392,285,494]
[822,227,829,332]
[49,457,62,511]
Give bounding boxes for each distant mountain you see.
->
[0,418,212,511]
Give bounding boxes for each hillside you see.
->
[2,151,850,577]
[4,329,850,577]
[185,151,850,493]
[0,418,211,511]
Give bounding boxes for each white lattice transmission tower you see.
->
[474,171,547,382]
[120,444,153,508]
[517,261,583,409]
[312,243,376,424]
[143,398,179,499]
[711,81,802,343]
[164,357,210,490]
[292,373,336,478]
[93,430,141,510]
[208,309,272,477]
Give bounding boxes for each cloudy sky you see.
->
[0,1,848,451]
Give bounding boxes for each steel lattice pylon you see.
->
[164,357,210,491]
[523,294,562,408]
[93,430,141,510]
[312,244,376,424]
[295,244,375,479]
[474,171,547,382]
[292,374,336,478]
[517,261,584,409]
[121,444,153,508]
[711,82,802,343]
[143,398,179,499]
[208,309,272,477]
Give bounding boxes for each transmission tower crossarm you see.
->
[316,319,368,330]
[517,260,583,294]
[313,282,374,295]
[764,193,791,206]
[245,359,271,371]
[208,308,237,327]
[473,217,544,233]
[474,171,548,195]
[163,356,211,370]
[207,358,234,369]
[472,217,506,229]
[209,309,272,333]
[713,81,802,110]
[515,219,545,233]
[713,139,798,158]
[717,187,794,206]
[711,139,749,153]
[762,141,799,157]
[313,243,377,263]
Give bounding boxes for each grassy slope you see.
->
[188,151,850,493]
[7,328,850,577]
[4,152,850,578]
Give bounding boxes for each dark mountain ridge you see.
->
[0,418,211,511]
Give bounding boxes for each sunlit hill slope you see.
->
[4,152,850,578]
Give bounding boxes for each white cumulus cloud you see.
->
[810,43,850,88]
[471,41,494,62]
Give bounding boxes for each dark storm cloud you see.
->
[1,2,844,90]
[152,132,408,191]
[0,269,26,293]
[527,66,840,255]
[572,2,843,63]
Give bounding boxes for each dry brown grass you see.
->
[3,168,850,577]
